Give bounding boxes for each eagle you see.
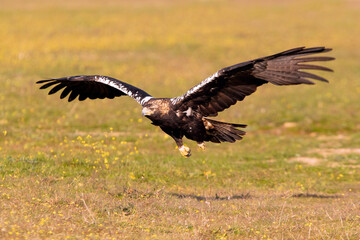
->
[37,47,334,157]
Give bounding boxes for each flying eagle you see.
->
[37,47,334,157]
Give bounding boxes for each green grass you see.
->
[1,0,360,239]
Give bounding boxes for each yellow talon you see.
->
[198,142,206,151]
[179,145,191,158]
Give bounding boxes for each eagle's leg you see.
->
[197,142,206,151]
[173,137,191,158]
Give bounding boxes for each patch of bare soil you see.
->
[282,122,298,128]
[289,157,322,166]
[309,148,360,157]
[316,135,350,141]
[290,146,360,166]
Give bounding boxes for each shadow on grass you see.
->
[291,193,341,199]
[170,192,342,201]
[169,192,251,201]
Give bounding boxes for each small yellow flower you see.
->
[129,172,136,179]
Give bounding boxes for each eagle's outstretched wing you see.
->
[171,47,334,116]
[37,75,153,106]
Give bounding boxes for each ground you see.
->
[1,0,360,239]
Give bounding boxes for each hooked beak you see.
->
[141,107,152,117]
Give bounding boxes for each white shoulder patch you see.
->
[184,107,193,116]
[140,96,153,105]
[95,76,153,105]
[170,71,220,105]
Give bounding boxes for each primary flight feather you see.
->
[37,46,334,157]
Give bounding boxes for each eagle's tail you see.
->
[203,118,246,143]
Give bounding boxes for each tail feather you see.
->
[203,118,246,143]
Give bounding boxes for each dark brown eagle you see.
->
[37,47,334,157]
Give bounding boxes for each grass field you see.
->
[1,0,360,239]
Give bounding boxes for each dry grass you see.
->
[1,181,360,239]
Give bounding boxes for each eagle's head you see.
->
[142,99,171,121]
[141,106,156,117]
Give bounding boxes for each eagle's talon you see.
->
[179,145,191,158]
[198,142,206,151]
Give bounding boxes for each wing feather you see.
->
[297,64,333,72]
[210,100,223,112]
[298,71,329,82]
[37,75,153,105]
[48,83,67,95]
[40,81,59,89]
[223,88,246,101]
[69,89,80,102]
[78,91,88,101]
[206,103,218,115]
[60,87,72,99]
[293,56,334,63]
[171,47,334,116]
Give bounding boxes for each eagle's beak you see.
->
[141,107,152,117]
